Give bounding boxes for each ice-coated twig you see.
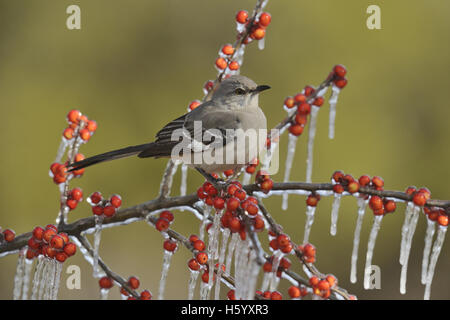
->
[400,205,420,294]
[364,215,383,289]
[159,160,180,198]
[180,164,188,196]
[21,258,33,300]
[424,225,447,300]
[421,219,436,285]
[13,252,25,300]
[206,211,223,299]
[350,198,367,283]
[282,134,298,210]
[92,215,104,278]
[269,250,283,292]
[328,85,341,140]
[158,250,173,300]
[330,193,342,236]
[260,272,271,292]
[303,205,316,244]
[306,105,320,183]
[188,270,199,300]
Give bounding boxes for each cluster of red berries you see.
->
[287,285,309,299]
[306,193,321,207]
[423,206,448,227]
[330,64,348,89]
[258,290,283,300]
[106,275,151,300]
[154,210,174,232]
[88,192,122,218]
[406,186,431,207]
[262,255,291,278]
[309,274,337,299]
[27,225,76,262]
[65,187,83,211]
[268,231,293,254]
[236,10,272,41]
[50,153,85,184]
[63,109,97,142]
[215,44,239,72]
[187,235,208,272]
[1,228,15,243]
[197,181,266,239]
[285,85,323,136]
[297,243,317,264]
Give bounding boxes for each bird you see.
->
[67,75,270,182]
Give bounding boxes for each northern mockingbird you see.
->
[67,75,270,181]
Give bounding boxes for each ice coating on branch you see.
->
[421,219,436,285]
[200,205,211,240]
[236,22,246,33]
[260,272,271,292]
[400,206,420,294]
[424,225,447,300]
[159,160,180,198]
[180,164,188,196]
[303,205,316,244]
[350,198,368,283]
[364,215,383,289]
[158,251,173,300]
[328,85,341,140]
[282,134,298,210]
[188,270,199,300]
[214,228,230,300]
[13,252,25,300]
[400,202,414,264]
[306,105,320,183]
[330,194,342,236]
[92,215,104,278]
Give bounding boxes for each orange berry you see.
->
[86,120,97,132]
[188,100,201,111]
[251,27,266,40]
[196,252,208,265]
[215,57,227,70]
[347,181,360,194]
[221,44,235,56]
[289,123,304,136]
[63,127,74,140]
[79,128,91,141]
[63,242,77,256]
[67,109,81,124]
[258,12,271,27]
[236,10,248,24]
[229,61,239,70]
[284,97,295,109]
[369,196,383,211]
[413,192,427,207]
[438,214,448,227]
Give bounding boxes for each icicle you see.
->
[53,138,69,164]
[328,85,341,140]
[303,205,316,244]
[205,211,222,299]
[260,272,271,292]
[242,172,252,186]
[282,134,298,210]
[424,225,447,300]
[246,251,260,300]
[38,258,50,300]
[269,250,283,292]
[21,258,33,300]
[350,198,367,283]
[51,261,63,300]
[234,240,250,300]
[400,202,414,264]
[214,229,230,300]
[43,259,56,300]
[188,270,199,300]
[364,215,383,289]
[92,215,104,278]
[421,219,436,285]
[330,193,342,236]
[258,37,265,50]
[100,288,110,300]
[261,0,269,9]
[400,205,420,294]
[200,205,211,241]
[158,250,173,300]
[13,252,25,300]
[225,233,239,275]
[306,105,320,183]
[180,164,188,196]
[31,256,44,300]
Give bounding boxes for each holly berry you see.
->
[90,192,102,204]
[140,290,152,300]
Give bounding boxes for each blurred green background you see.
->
[0,0,449,300]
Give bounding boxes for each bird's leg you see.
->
[195,168,227,190]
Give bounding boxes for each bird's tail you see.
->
[67,143,154,172]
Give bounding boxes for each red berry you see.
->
[32,226,45,240]
[332,170,344,183]
[384,200,396,213]
[413,192,427,207]
[90,192,102,204]
[258,12,271,27]
[304,86,315,97]
[42,229,57,243]
[28,237,40,250]
[163,239,177,252]
[317,279,330,291]
[226,197,240,211]
[302,243,316,260]
[63,127,75,140]
[66,199,78,210]
[229,61,239,71]
[63,242,77,257]
[234,189,247,201]
[99,276,114,289]
[295,113,308,126]
[358,175,371,187]
[227,289,236,300]
[110,195,122,208]
[103,205,116,217]
[418,188,431,200]
[334,78,348,89]
[347,181,360,194]
[251,27,266,40]
[326,274,337,287]
[260,179,273,192]
[280,242,293,254]
[215,57,227,70]
[309,275,319,286]
[297,102,311,115]
[229,217,241,233]
[55,252,68,263]
[438,214,449,227]
[188,258,200,271]
[155,218,170,232]
[236,10,249,24]
[269,239,279,251]
[86,120,97,132]
[50,235,65,249]
[3,229,15,242]
[128,276,140,290]
[246,203,258,216]
[372,176,384,188]
[270,291,282,300]
[277,234,290,247]
[306,194,320,207]
[69,188,83,202]
[313,97,324,107]
[189,234,199,243]
[196,252,208,265]
[140,290,152,300]
[188,100,201,111]
[160,210,174,222]
[284,97,295,109]
[288,286,301,298]
[289,123,304,136]
[405,186,417,195]
[92,205,103,216]
[79,128,91,141]
[67,109,81,124]
[213,197,225,210]
[193,240,206,251]
[221,44,234,56]
[369,196,383,211]
[373,207,385,216]
[333,64,347,78]
[333,184,344,194]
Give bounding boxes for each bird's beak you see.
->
[253,85,271,94]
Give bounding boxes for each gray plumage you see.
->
[67,75,269,174]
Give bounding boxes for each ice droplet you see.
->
[21,258,33,300]
[421,219,436,285]
[303,205,316,244]
[424,225,447,300]
[258,37,265,50]
[400,205,420,294]
[92,215,104,278]
[400,202,414,264]
[330,193,342,236]
[306,105,320,183]
[188,270,199,300]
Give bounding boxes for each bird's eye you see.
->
[234,88,246,95]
